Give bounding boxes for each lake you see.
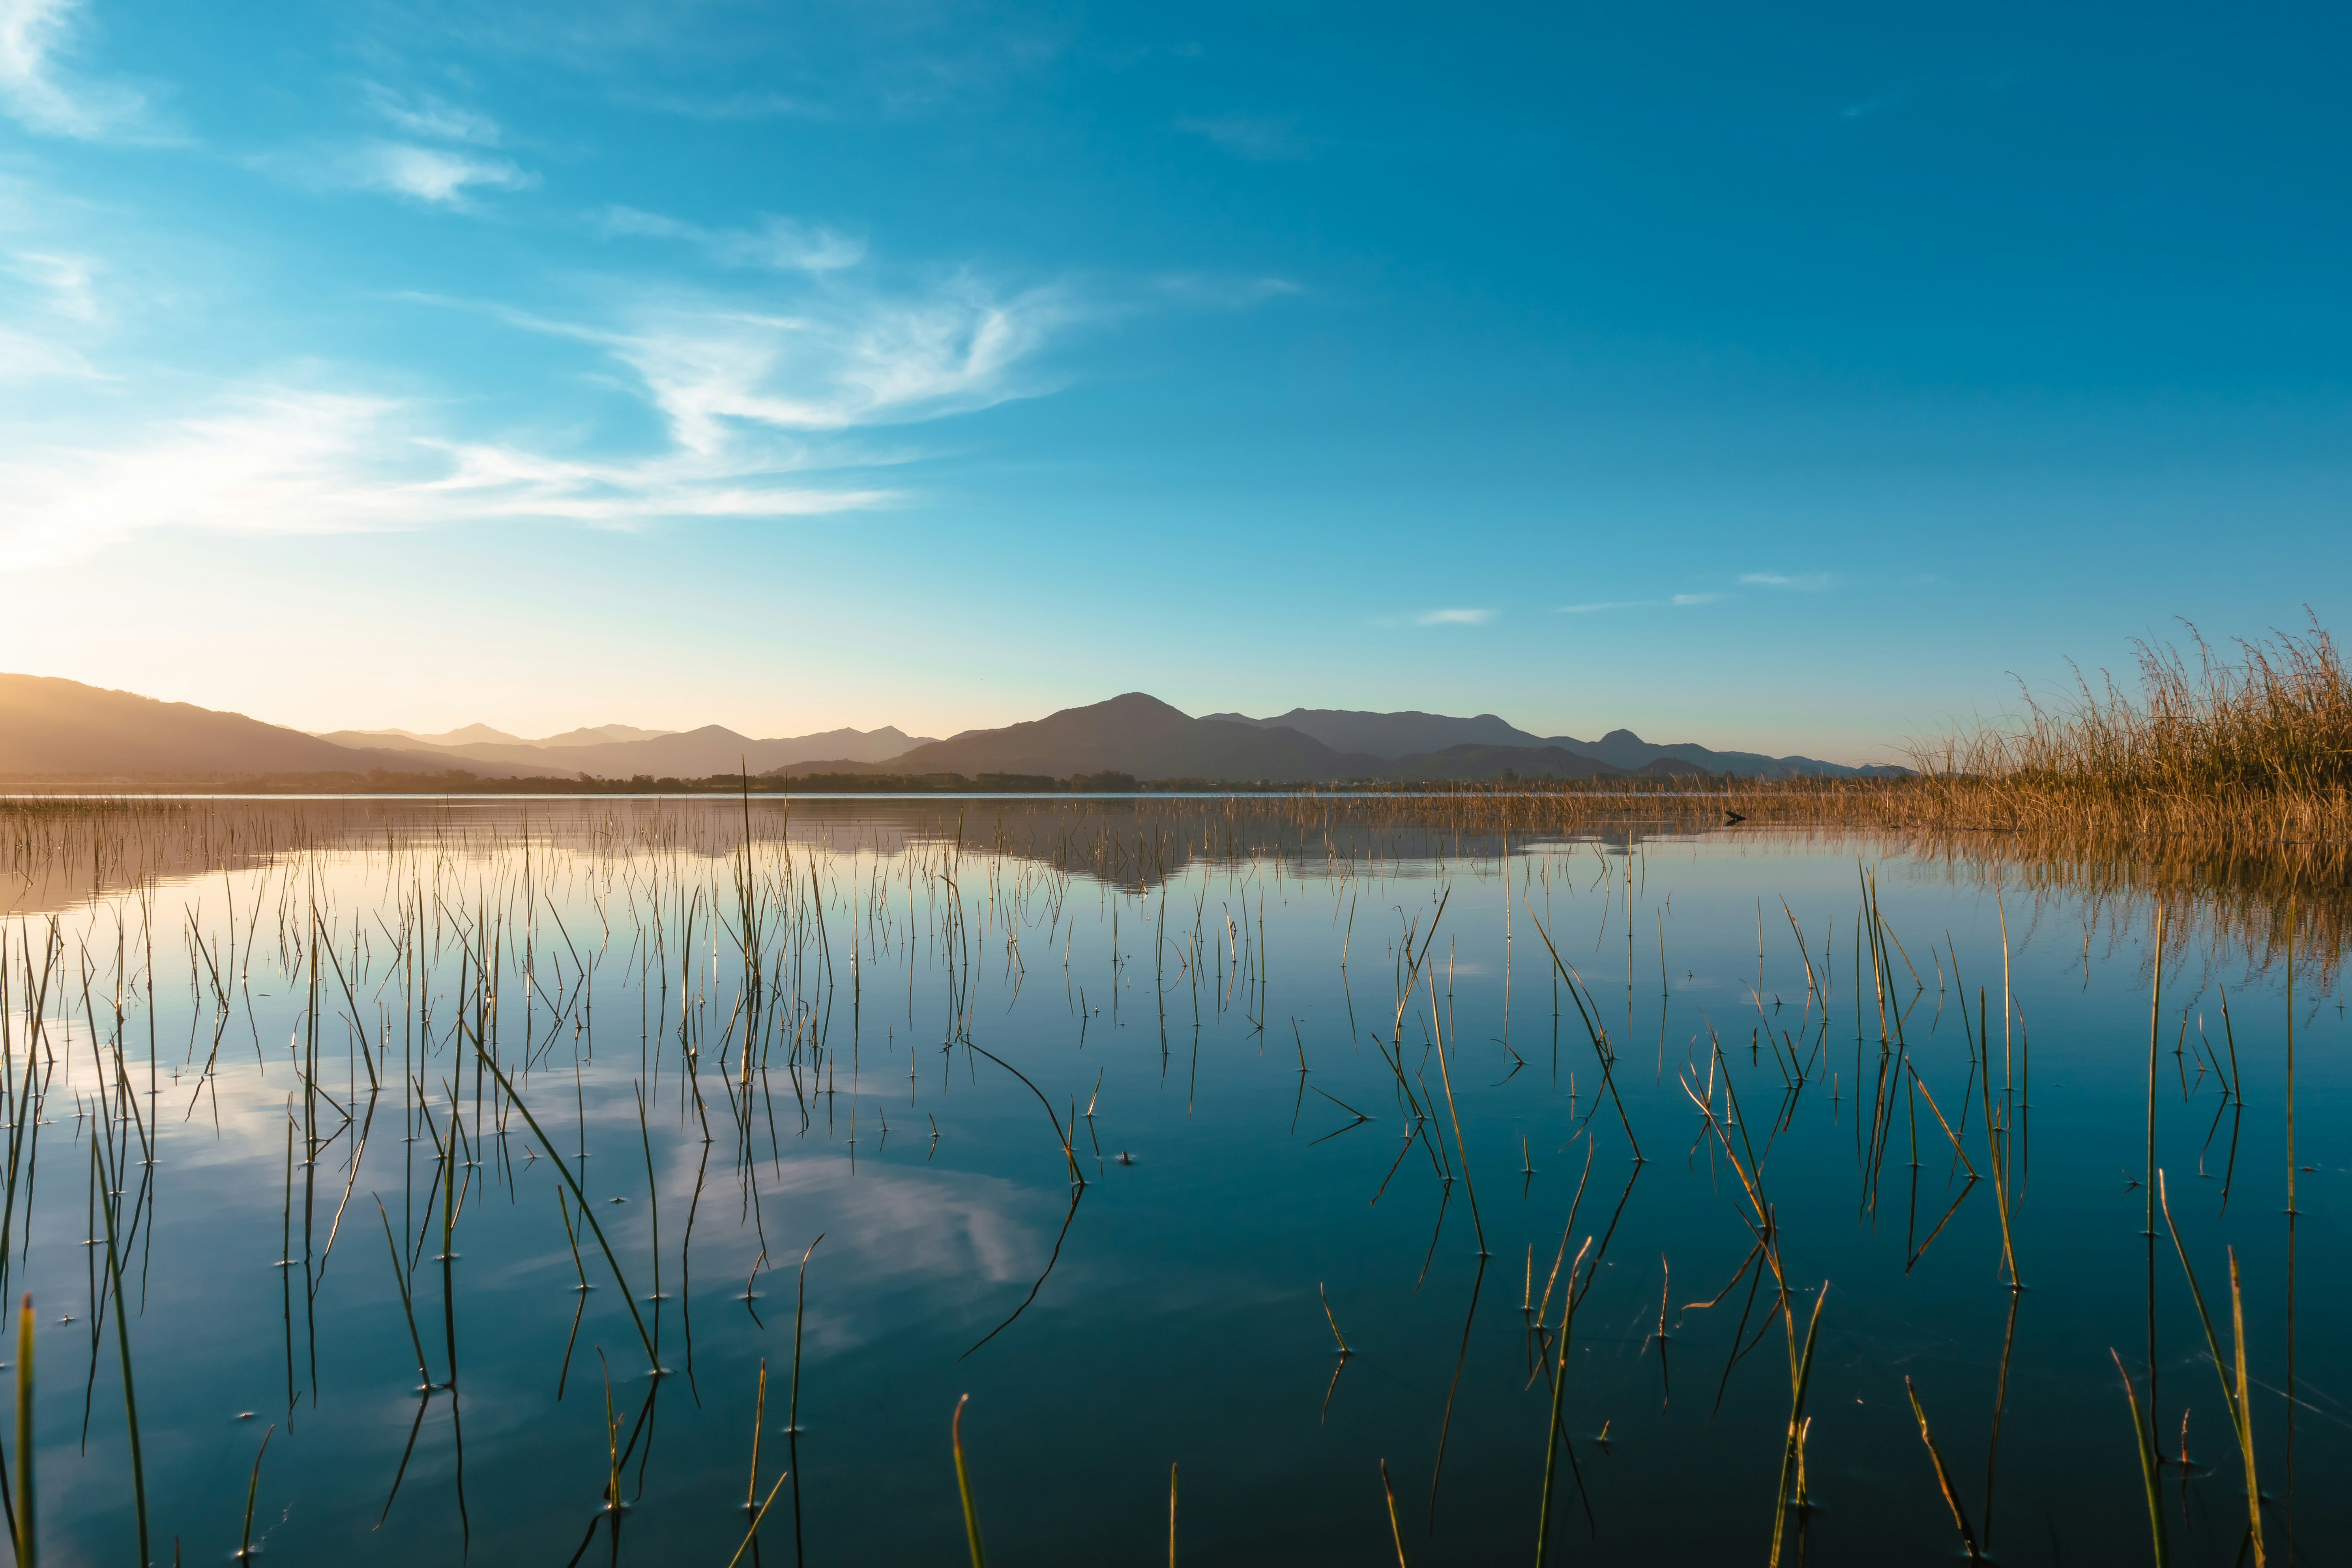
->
[0,794,2337,1566]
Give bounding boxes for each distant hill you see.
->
[337,723,532,747]
[333,722,682,749]
[318,723,935,776]
[1210,707,1897,778]
[5,674,1901,788]
[0,675,561,779]
[775,694,1383,781]
[1369,744,1700,782]
[767,700,1755,785]
[536,725,680,748]
[1202,708,1532,758]
[1553,728,1906,779]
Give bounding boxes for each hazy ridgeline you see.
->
[0,795,2336,1564]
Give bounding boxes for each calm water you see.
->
[0,798,2340,1565]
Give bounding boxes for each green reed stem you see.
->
[1769,1285,1828,1568]
[1534,1238,1593,1566]
[2156,1172,2263,1566]
[951,1394,988,1568]
[2109,1350,2168,1567]
[237,1425,273,1561]
[92,1141,146,1568]
[14,1292,31,1568]
[463,1038,658,1370]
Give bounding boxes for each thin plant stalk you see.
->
[790,1233,822,1568]
[1903,1377,1980,1560]
[92,1141,147,1568]
[1380,1459,1411,1568]
[2110,1350,2169,1568]
[1534,1238,1593,1567]
[15,1292,31,1568]
[1769,1285,1829,1568]
[236,1425,274,1562]
[951,1394,987,1568]
[726,1472,791,1568]
[2156,1172,2263,1566]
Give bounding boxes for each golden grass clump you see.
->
[1905,613,2352,820]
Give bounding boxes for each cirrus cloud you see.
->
[1740,571,1832,590]
[0,0,167,141]
[598,205,867,272]
[0,384,897,571]
[1557,593,1722,613]
[258,140,538,206]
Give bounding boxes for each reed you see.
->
[2155,1172,2263,1565]
[2109,1350,2168,1567]
[727,1472,791,1568]
[13,1292,29,1568]
[1768,1286,1827,1568]
[92,1137,148,1568]
[463,1042,659,1369]
[745,1358,766,1513]
[1910,614,2352,795]
[790,1234,822,1568]
[1902,1377,1980,1560]
[1533,1238,1593,1568]
[236,1425,272,1562]
[951,1394,988,1568]
[374,1197,432,1389]
[1379,1459,1410,1568]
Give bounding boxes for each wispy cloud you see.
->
[0,121,1223,575]
[3,248,97,322]
[0,322,94,380]
[599,206,866,272]
[1558,593,1722,613]
[0,384,897,571]
[361,82,504,146]
[1175,112,1311,161]
[1416,607,1495,626]
[1739,571,1831,590]
[0,0,165,141]
[475,274,1086,450]
[0,223,114,380]
[1148,273,1304,308]
[263,141,539,206]
[0,228,1095,566]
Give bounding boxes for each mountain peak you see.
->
[1093,693,1190,717]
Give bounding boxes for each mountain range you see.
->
[340,723,680,748]
[0,674,561,779]
[0,673,1908,784]
[770,694,1902,782]
[1202,706,1877,779]
[314,723,935,776]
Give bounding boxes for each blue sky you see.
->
[2,1,2346,763]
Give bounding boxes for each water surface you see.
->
[1,796,2339,1565]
